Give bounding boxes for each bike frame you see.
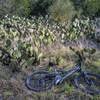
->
[53,64,93,85]
[55,65,81,83]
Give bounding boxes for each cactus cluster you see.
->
[0,15,95,67]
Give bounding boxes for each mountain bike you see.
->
[25,53,100,94]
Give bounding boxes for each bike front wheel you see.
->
[74,72,100,94]
[25,71,55,92]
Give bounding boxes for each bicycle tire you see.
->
[25,71,55,92]
[74,72,100,94]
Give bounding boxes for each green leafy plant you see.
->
[30,0,53,16]
[83,0,100,17]
[0,0,33,17]
[0,15,96,70]
[58,82,74,94]
[48,0,76,22]
[65,17,95,41]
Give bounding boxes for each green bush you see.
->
[30,0,53,16]
[0,0,15,16]
[70,0,84,17]
[83,0,100,17]
[13,0,33,17]
[48,0,76,22]
[0,0,33,17]
[71,0,100,17]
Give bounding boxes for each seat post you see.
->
[49,62,58,72]
[53,65,57,72]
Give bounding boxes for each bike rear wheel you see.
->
[25,71,55,92]
[74,72,100,94]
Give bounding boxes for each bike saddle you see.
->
[49,62,58,66]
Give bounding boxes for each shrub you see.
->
[48,0,76,22]
[0,0,15,17]
[71,0,100,17]
[70,0,84,17]
[83,0,100,17]
[29,0,53,16]
[0,0,33,17]
[13,0,33,17]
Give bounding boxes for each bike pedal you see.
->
[55,75,62,85]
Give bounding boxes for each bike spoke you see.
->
[75,73,100,94]
[80,76,100,91]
